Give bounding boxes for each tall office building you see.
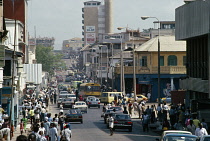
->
[82,0,113,46]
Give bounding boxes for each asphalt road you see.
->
[49,102,160,141]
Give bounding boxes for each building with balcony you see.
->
[114,35,186,101]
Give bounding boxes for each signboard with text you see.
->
[86,26,95,32]
[86,33,96,44]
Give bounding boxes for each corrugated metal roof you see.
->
[135,35,186,52]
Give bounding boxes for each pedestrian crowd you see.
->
[103,96,209,138]
[0,87,72,141]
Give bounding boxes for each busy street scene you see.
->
[1,0,210,141]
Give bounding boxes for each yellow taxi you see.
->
[129,94,148,103]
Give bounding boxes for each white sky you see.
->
[27,0,184,50]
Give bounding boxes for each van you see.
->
[100,92,124,104]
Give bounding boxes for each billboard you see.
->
[86,33,96,44]
[86,26,95,32]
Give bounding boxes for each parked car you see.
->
[161,134,198,141]
[72,101,88,113]
[157,130,192,141]
[65,109,83,123]
[113,113,133,132]
[130,94,148,103]
[87,97,100,108]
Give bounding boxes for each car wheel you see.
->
[129,128,132,132]
[81,120,83,124]
[98,106,100,108]
[88,106,90,108]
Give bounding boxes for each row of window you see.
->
[84,2,101,6]
[140,55,186,67]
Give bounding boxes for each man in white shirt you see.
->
[195,123,208,137]
[41,106,46,122]
[108,114,114,136]
[49,123,58,141]
[61,125,72,141]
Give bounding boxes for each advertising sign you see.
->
[86,33,96,44]
[86,26,95,32]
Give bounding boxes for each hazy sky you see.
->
[27,0,184,50]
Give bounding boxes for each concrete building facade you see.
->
[175,0,210,108]
[82,0,113,46]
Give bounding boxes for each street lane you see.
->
[49,103,160,141]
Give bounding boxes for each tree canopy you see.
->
[36,45,66,75]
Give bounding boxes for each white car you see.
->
[157,130,192,141]
[73,101,88,113]
[67,94,76,100]
[86,96,97,103]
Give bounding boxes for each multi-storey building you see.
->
[113,21,186,101]
[82,0,113,46]
[175,0,210,112]
[62,37,83,55]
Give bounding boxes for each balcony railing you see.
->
[115,66,186,74]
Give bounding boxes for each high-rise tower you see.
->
[82,0,113,46]
[105,0,113,33]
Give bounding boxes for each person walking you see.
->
[20,119,24,135]
[195,123,208,138]
[29,107,35,124]
[187,120,196,135]
[142,112,149,132]
[49,123,58,141]
[22,117,28,133]
[201,119,208,130]
[61,125,72,141]
[108,113,114,136]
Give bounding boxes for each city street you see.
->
[49,103,160,141]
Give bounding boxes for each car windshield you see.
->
[76,103,85,105]
[68,95,76,97]
[165,136,197,141]
[60,91,68,94]
[110,107,122,111]
[105,109,113,113]
[115,115,130,120]
[63,99,72,102]
[69,109,81,114]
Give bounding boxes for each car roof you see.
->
[75,101,85,103]
[164,134,197,138]
[163,130,192,134]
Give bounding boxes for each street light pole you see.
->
[141,16,161,103]
[106,45,109,88]
[111,43,114,90]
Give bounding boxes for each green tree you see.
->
[36,45,66,75]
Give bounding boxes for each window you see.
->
[140,56,147,67]
[168,55,177,66]
[183,56,186,66]
[160,56,164,66]
[92,3,96,5]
